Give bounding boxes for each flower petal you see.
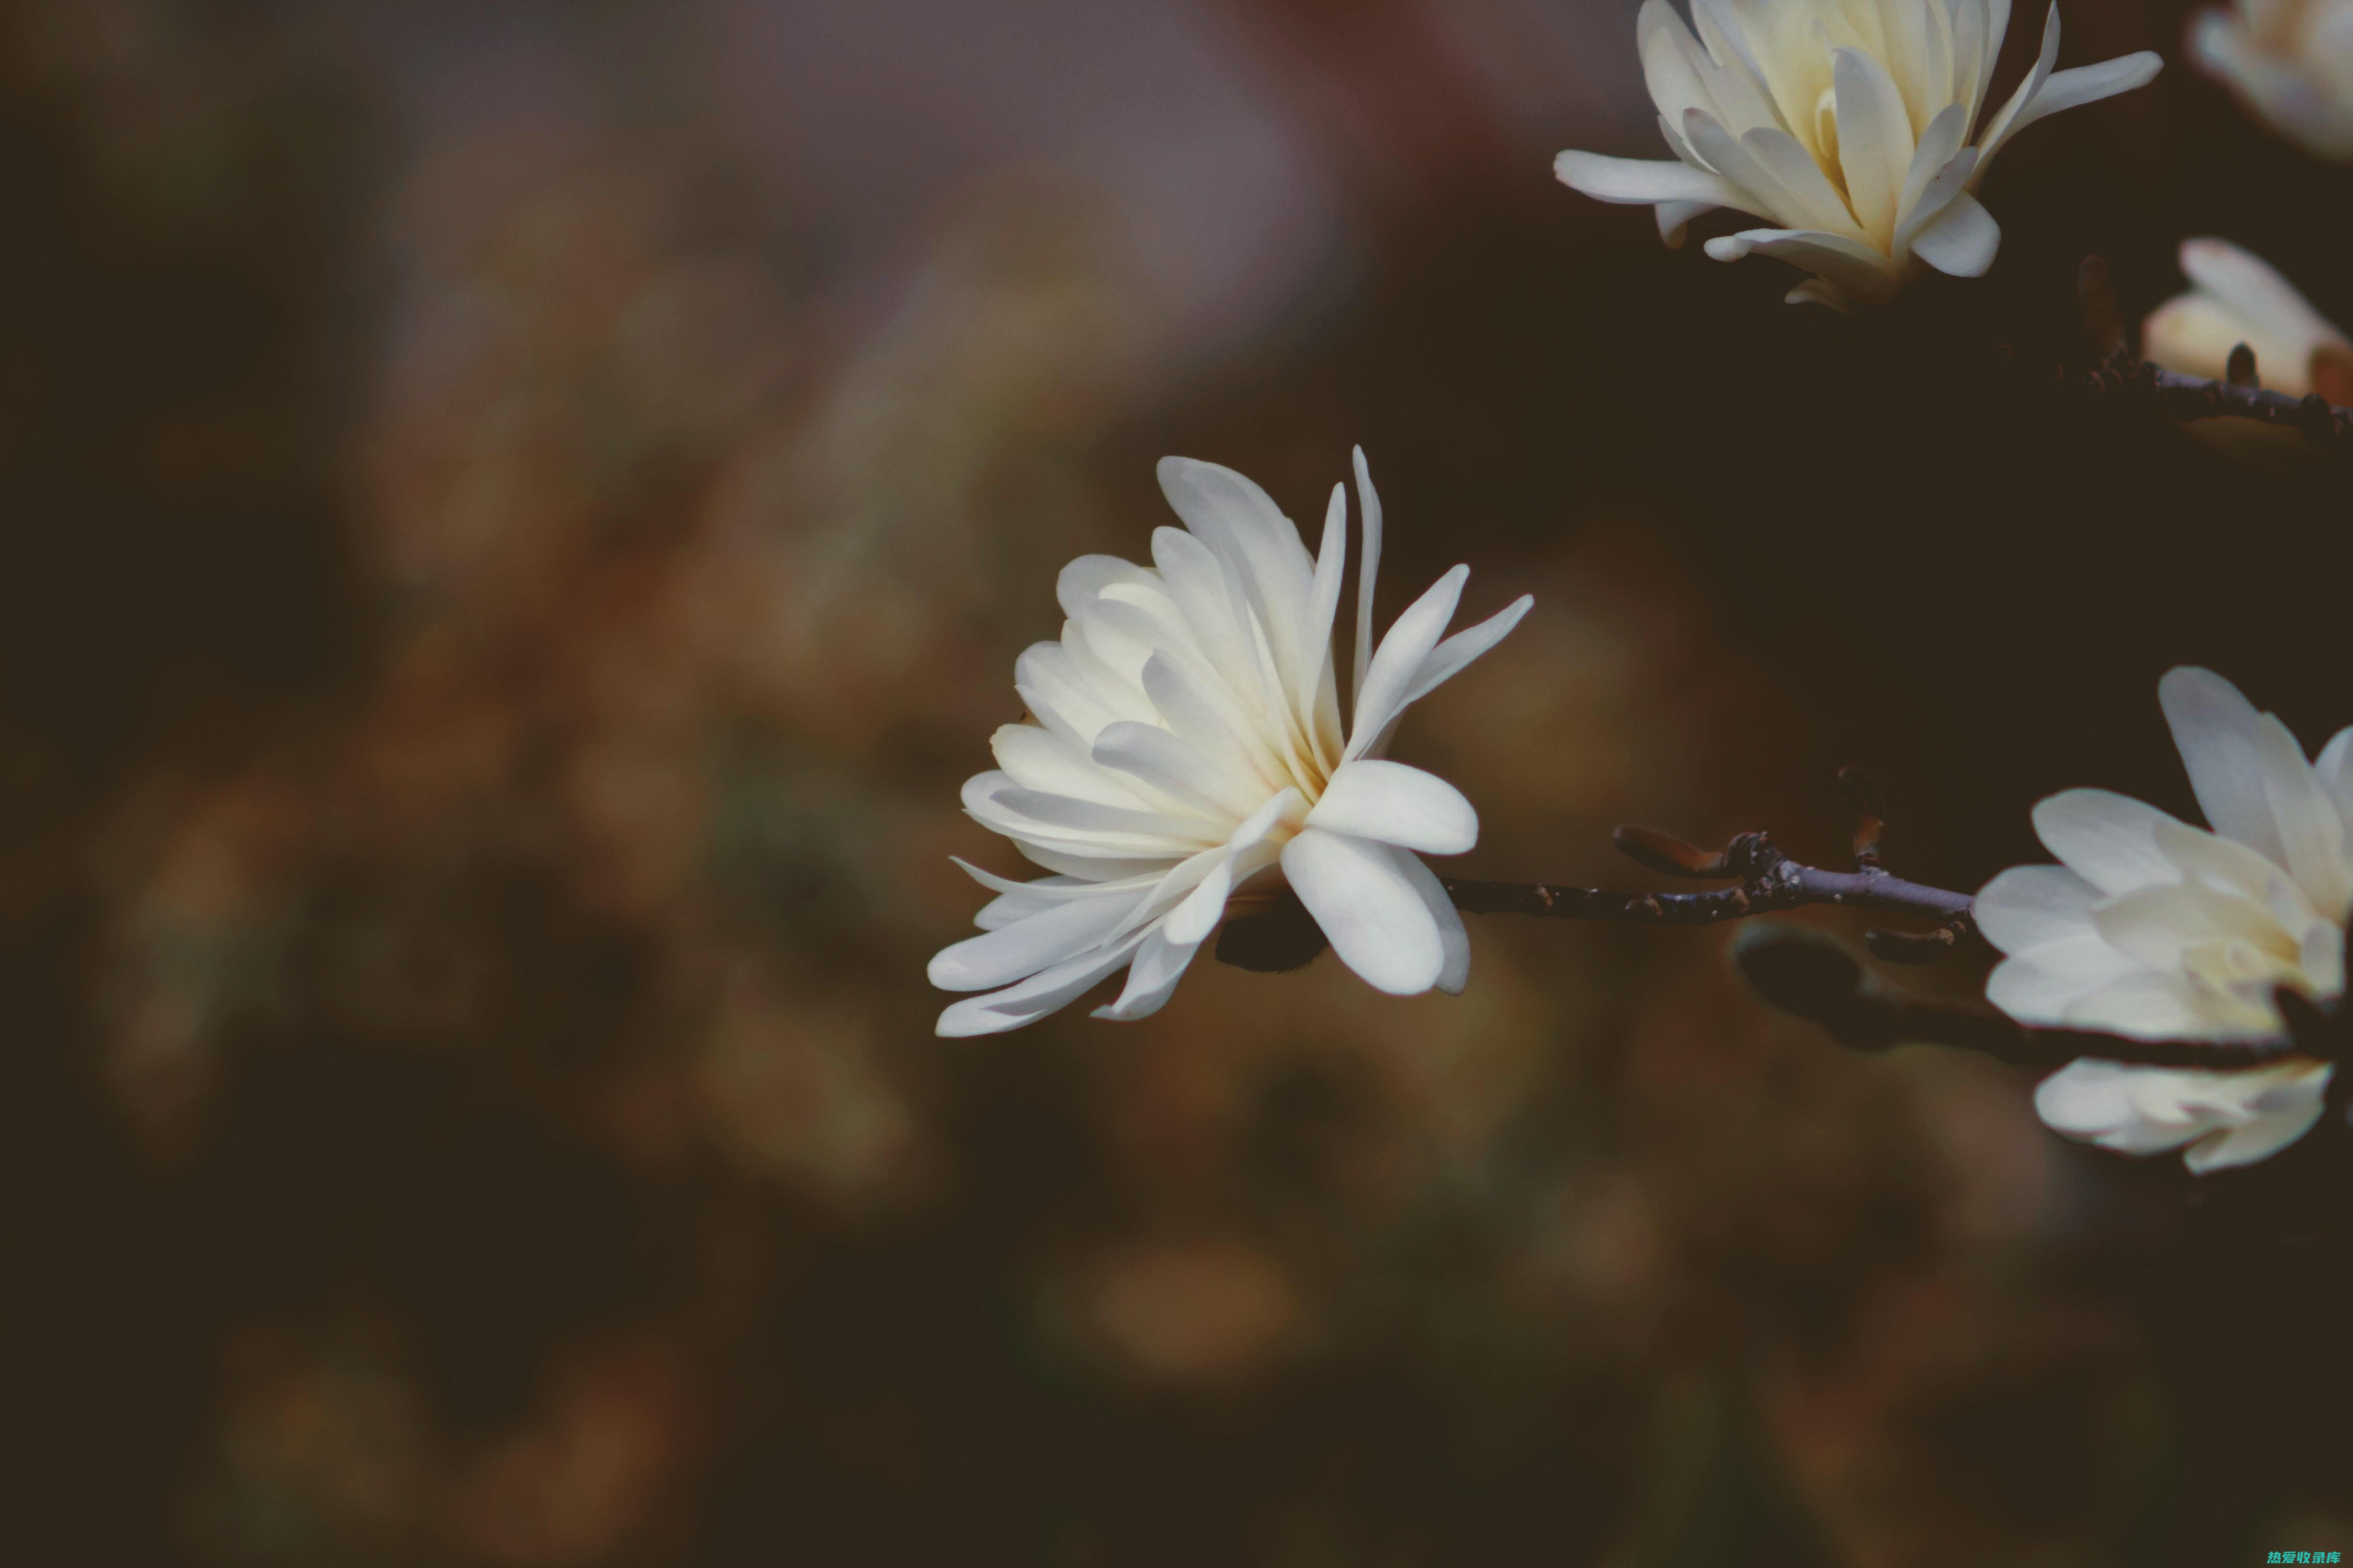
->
[1980,0,2016,101]
[1784,278,1856,311]
[1832,47,1917,251]
[2143,290,2301,393]
[2182,1066,2331,1172]
[1162,789,1306,946]
[1398,594,1532,709]
[929,892,1147,992]
[2178,238,2351,363]
[2031,788,2186,895]
[1975,2,2059,169]
[1016,641,1126,751]
[2247,705,2352,918]
[1151,524,1285,732]
[1092,720,1264,822]
[1280,826,1445,995]
[1974,863,2101,954]
[2061,972,2211,1040]
[984,785,1219,847]
[1156,457,1319,699]
[2316,726,2353,836]
[1387,842,1471,995]
[993,723,1153,809]
[1705,225,1902,305]
[1056,554,1157,621]
[1553,150,1750,209]
[2192,11,2353,158]
[1307,760,1479,856]
[1681,110,1860,238]
[1985,939,2140,1025]
[1872,0,1941,133]
[2160,665,2287,867]
[1895,102,1973,234]
[1013,842,1185,882]
[1689,0,1796,135]
[1347,565,1469,762]
[1910,192,2000,277]
[1949,0,1991,118]
[2020,51,2162,126]
[2088,882,2285,972]
[1655,0,1787,136]
[935,930,1151,1037]
[1657,199,1717,248]
[1091,927,1205,1022]
[1638,0,1732,134]
[2035,1059,2204,1156]
[1351,446,1382,708]
[1303,481,1348,769]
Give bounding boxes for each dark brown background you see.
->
[2,0,2350,1562]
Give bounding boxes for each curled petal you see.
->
[1657,199,1716,248]
[1348,566,1469,762]
[1280,827,1445,996]
[2013,51,2163,131]
[936,931,1151,1038]
[1091,928,1204,1022]
[1910,192,2000,277]
[1705,227,1901,306]
[1554,150,1750,209]
[929,893,1143,992]
[1388,843,1471,996]
[1307,760,1478,856]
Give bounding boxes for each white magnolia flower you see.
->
[1977,668,2348,1171]
[930,451,1531,1038]
[2143,238,2353,401]
[1554,0,2160,309]
[2193,0,2353,160]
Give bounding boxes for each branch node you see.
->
[1865,915,1973,966]
[2226,342,2259,388]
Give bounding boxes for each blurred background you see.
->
[4,0,2353,1562]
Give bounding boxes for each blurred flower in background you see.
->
[1553,0,2160,307]
[2139,237,2353,460]
[2142,237,2353,401]
[2193,0,2353,159]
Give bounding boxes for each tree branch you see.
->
[1440,831,1972,926]
[1212,760,2340,1080]
[1441,769,1977,963]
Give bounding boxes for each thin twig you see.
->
[1441,828,1974,930]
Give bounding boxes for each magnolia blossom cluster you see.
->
[1977,671,2350,1172]
[1555,0,2161,308]
[930,5,2353,1188]
[929,453,1528,1037]
[2193,0,2353,159]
